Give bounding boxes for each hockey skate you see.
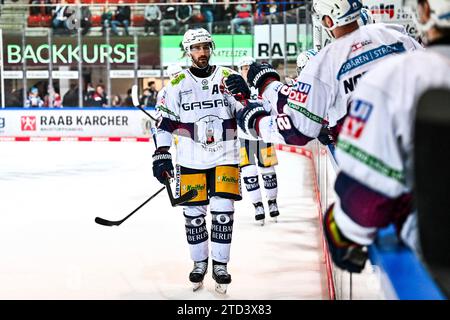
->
[268,199,280,222]
[189,261,208,291]
[253,202,265,226]
[212,264,231,294]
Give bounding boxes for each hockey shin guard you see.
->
[242,165,263,204]
[210,197,234,264]
[184,206,209,262]
[261,168,278,201]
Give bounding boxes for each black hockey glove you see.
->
[317,126,336,146]
[225,74,251,100]
[152,148,174,184]
[247,62,281,92]
[323,204,368,273]
[236,101,270,139]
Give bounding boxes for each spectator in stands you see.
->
[144,2,162,36]
[111,0,131,36]
[112,95,122,107]
[43,85,62,108]
[5,88,24,108]
[63,84,79,107]
[25,87,44,108]
[30,0,52,16]
[146,81,158,107]
[213,0,233,33]
[176,0,193,33]
[80,6,92,36]
[52,0,71,32]
[231,4,253,34]
[190,4,205,28]
[140,88,156,108]
[101,5,114,35]
[254,0,279,24]
[90,85,108,107]
[122,88,134,107]
[83,82,95,103]
[160,0,177,34]
[200,0,215,34]
[30,0,41,16]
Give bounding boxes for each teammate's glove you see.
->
[323,204,368,273]
[225,74,251,100]
[236,101,270,139]
[247,62,281,93]
[317,126,335,146]
[152,148,174,184]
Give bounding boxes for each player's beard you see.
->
[192,54,210,69]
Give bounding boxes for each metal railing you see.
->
[0,1,314,109]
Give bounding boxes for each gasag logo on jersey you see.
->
[182,99,229,111]
[342,99,373,138]
[21,116,36,131]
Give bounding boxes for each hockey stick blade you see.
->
[95,217,118,227]
[172,189,198,206]
[95,186,165,227]
[164,178,198,206]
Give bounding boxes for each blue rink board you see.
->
[369,225,446,300]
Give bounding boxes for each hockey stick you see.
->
[95,186,165,227]
[164,178,198,207]
[131,85,158,122]
[131,85,198,206]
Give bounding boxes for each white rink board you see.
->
[0,142,328,299]
[0,109,152,137]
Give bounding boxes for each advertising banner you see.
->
[362,0,418,37]
[2,34,160,68]
[254,24,312,60]
[161,35,253,67]
[0,109,153,138]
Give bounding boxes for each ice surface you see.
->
[0,142,327,299]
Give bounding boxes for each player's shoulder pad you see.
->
[170,72,186,87]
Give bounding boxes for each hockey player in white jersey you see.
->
[152,28,244,294]
[322,0,450,273]
[228,0,422,148]
[237,56,280,225]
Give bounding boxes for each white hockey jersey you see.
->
[333,45,450,245]
[155,66,243,169]
[256,23,422,146]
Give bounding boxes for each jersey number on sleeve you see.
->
[276,114,292,131]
